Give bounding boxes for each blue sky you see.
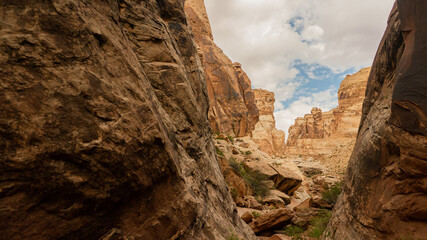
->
[204,0,395,135]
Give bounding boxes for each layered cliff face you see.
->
[285,68,370,172]
[0,1,256,239]
[185,0,259,137]
[251,89,286,156]
[326,1,427,239]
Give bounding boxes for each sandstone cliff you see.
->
[285,67,370,173]
[0,1,256,239]
[326,1,427,239]
[185,0,259,137]
[252,89,286,156]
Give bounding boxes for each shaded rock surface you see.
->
[185,0,259,137]
[249,208,293,234]
[326,1,427,239]
[244,161,302,196]
[252,89,286,156]
[0,1,256,239]
[285,68,370,174]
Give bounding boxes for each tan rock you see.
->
[269,234,293,240]
[241,211,254,224]
[285,67,370,174]
[263,194,286,208]
[244,161,302,195]
[270,190,291,204]
[185,0,258,137]
[293,198,312,211]
[249,209,293,234]
[252,90,286,156]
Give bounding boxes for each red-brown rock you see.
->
[249,209,293,234]
[0,1,256,239]
[185,0,259,137]
[326,1,427,239]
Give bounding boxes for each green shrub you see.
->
[307,209,332,238]
[230,187,238,199]
[322,182,342,204]
[282,225,305,237]
[226,233,239,240]
[215,146,225,156]
[241,168,269,197]
[228,160,269,197]
[244,150,252,155]
[227,135,234,143]
[251,211,261,219]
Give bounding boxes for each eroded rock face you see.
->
[0,1,256,239]
[249,208,293,234]
[185,0,259,137]
[326,1,427,239]
[285,68,370,173]
[252,89,286,156]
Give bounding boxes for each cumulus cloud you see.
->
[204,0,395,135]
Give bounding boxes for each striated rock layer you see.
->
[0,1,256,240]
[285,67,370,172]
[185,0,259,137]
[252,89,286,156]
[326,1,427,239]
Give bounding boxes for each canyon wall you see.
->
[185,0,259,137]
[251,89,286,156]
[285,68,370,172]
[326,1,427,239]
[0,1,256,239]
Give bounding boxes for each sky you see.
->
[204,0,395,137]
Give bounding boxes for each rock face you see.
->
[185,0,259,137]
[249,208,293,234]
[326,1,427,239]
[0,1,256,240]
[252,89,286,156]
[285,68,370,173]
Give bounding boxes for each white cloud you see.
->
[204,0,395,134]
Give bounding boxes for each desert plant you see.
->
[307,209,332,238]
[230,187,238,199]
[240,168,269,197]
[226,233,239,240]
[251,211,261,219]
[229,161,269,197]
[227,135,234,143]
[282,225,305,237]
[215,146,224,156]
[322,182,342,205]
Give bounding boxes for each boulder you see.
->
[269,234,293,240]
[244,161,302,195]
[249,209,293,234]
[270,190,291,205]
[241,211,254,224]
[263,194,286,208]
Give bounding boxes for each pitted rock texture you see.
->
[0,1,256,240]
[285,68,370,173]
[185,0,259,137]
[252,89,286,156]
[325,1,427,239]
